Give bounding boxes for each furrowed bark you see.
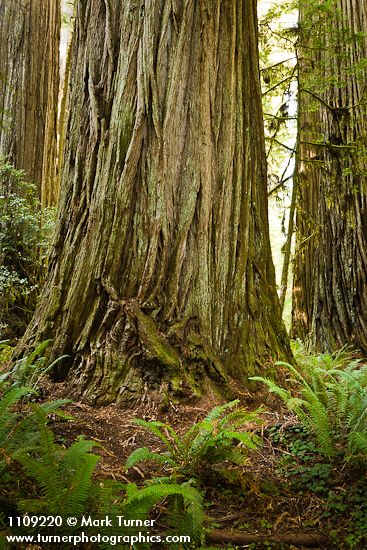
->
[0,0,60,206]
[19,0,290,406]
[292,0,367,352]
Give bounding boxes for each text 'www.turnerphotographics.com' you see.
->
[6,515,191,546]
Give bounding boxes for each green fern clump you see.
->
[126,400,262,484]
[0,385,35,474]
[291,339,354,372]
[0,389,101,535]
[0,378,76,533]
[0,393,71,481]
[251,357,367,462]
[123,401,261,548]
[0,353,72,468]
[96,479,204,549]
[0,374,205,549]
[9,340,68,390]
[16,406,99,520]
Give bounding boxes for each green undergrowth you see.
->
[125,400,262,488]
[2,340,367,548]
[264,421,367,548]
[251,342,367,462]
[255,341,367,548]
[0,345,205,549]
[0,158,56,339]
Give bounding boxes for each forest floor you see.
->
[36,378,362,550]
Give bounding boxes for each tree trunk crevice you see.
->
[292,0,367,353]
[19,0,290,406]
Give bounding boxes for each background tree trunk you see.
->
[292,0,367,352]
[20,0,290,406]
[0,0,60,206]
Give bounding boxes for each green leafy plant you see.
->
[123,401,262,548]
[0,375,73,535]
[266,423,332,493]
[0,383,70,473]
[291,339,355,372]
[0,158,55,337]
[126,400,262,485]
[321,479,367,548]
[15,411,204,546]
[9,340,68,391]
[0,373,204,547]
[16,405,99,518]
[251,357,367,461]
[0,346,72,475]
[98,479,204,549]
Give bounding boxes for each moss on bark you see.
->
[293,0,367,353]
[18,0,291,406]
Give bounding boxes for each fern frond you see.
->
[222,430,261,450]
[16,407,99,518]
[250,376,291,402]
[204,400,239,422]
[126,448,175,469]
[217,408,263,430]
[133,419,175,452]
[186,424,214,461]
[123,482,203,536]
[0,386,35,444]
[58,438,100,516]
[183,420,210,442]
[348,432,367,457]
[26,340,51,364]
[166,482,204,547]
[299,389,336,458]
[39,399,74,420]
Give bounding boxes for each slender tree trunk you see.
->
[20,0,290,406]
[292,0,367,352]
[57,32,73,194]
[0,0,60,206]
[279,159,297,314]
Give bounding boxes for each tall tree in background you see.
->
[0,0,60,206]
[20,0,290,405]
[292,0,367,352]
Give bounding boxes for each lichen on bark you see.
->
[292,0,367,353]
[19,0,290,406]
[0,0,60,206]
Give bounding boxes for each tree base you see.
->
[62,351,233,408]
[55,304,234,407]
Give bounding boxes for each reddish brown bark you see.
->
[292,0,367,352]
[20,0,290,405]
[0,0,60,205]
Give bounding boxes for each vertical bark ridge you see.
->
[0,0,60,205]
[293,0,367,352]
[20,0,289,405]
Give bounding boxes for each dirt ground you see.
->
[32,378,346,550]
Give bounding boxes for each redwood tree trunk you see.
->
[0,0,60,206]
[21,0,290,405]
[292,0,367,352]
